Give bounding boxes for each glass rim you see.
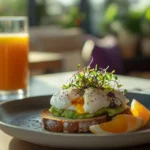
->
[0,16,28,21]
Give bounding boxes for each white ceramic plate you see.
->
[0,93,150,149]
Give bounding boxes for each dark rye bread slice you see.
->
[41,109,107,133]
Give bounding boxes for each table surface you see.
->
[29,51,63,75]
[29,71,150,97]
[0,71,150,150]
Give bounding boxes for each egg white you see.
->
[50,87,129,114]
[50,87,81,111]
[83,88,110,113]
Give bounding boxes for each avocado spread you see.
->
[49,106,125,119]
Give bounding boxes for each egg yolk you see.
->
[72,97,85,114]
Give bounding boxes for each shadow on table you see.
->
[9,138,66,150]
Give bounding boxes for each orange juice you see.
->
[0,33,29,91]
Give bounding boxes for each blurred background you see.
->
[1,0,150,79]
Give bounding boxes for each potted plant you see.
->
[101,2,145,59]
[140,6,150,57]
[61,6,85,29]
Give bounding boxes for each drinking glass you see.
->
[0,16,29,101]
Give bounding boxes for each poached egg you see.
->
[50,87,129,114]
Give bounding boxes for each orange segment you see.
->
[131,99,150,126]
[89,114,143,134]
[99,115,128,133]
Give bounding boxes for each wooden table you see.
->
[0,71,150,150]
[29,51,63,75]
[0,130,61,150]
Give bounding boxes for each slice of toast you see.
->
[41,109,107,133]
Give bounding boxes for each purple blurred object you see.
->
[88,36,124,74]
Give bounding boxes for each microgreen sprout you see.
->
[62,64,128,94]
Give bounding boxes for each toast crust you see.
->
[41,109,107,133]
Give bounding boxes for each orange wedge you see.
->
[89,114,143,134]
[131,99,150,126]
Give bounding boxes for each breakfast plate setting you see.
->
[0,66,150,149]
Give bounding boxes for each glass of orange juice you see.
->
[0,17,29,100]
